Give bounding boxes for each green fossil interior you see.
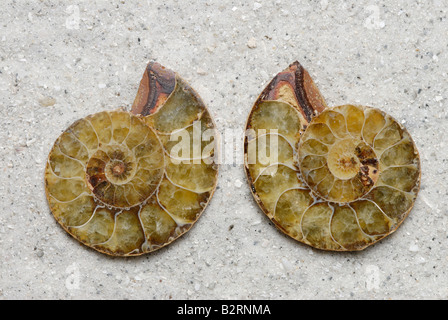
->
[45,78,218,256]
[246,103,420,251]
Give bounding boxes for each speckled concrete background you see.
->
[0,0,447,300]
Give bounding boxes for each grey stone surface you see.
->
[0,0,447,299]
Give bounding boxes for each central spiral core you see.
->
[80,114,166,210]
[112,162,126,175]
[298,109,381,203]
[327,139,361,180]
[100,146,137,185]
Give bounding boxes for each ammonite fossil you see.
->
[244,61,421,251]
[45,62,218,256]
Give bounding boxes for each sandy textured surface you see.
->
[1,0,447,299]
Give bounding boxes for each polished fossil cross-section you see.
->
[45,63,218,256]
[244,61,420,251]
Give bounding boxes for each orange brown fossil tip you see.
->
[131,61,176,116]
[257,61,327,124]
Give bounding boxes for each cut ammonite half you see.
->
[244,61,421,251]
[45,62,218,256]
